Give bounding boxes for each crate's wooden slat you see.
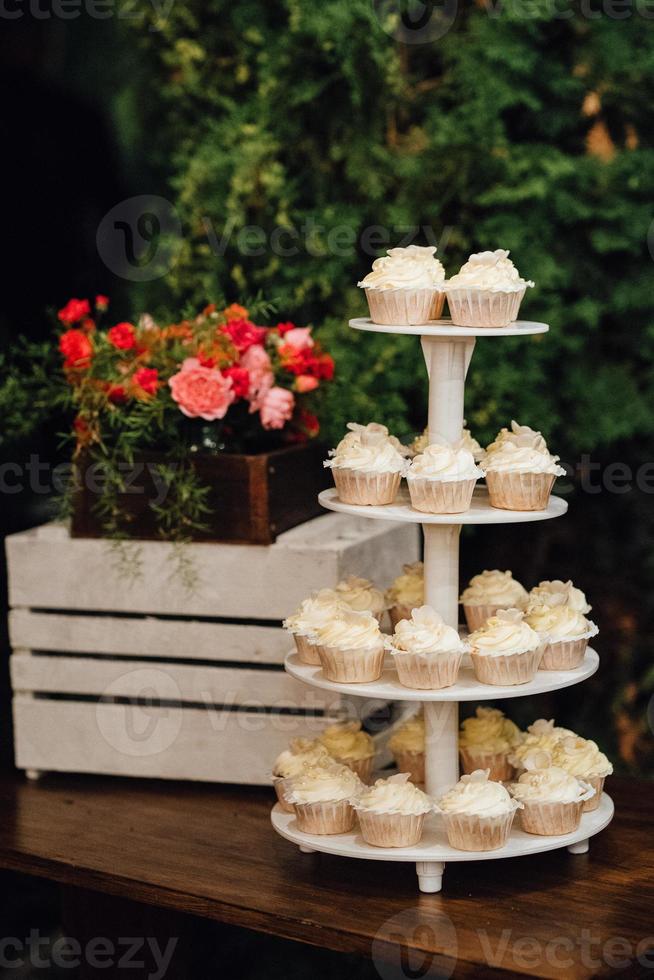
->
[10,653,338,712]
[9,610,289,664]
[12,696,336,785]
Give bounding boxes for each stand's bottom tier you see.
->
[271,794,614,893]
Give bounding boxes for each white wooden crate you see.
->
[6,514,419,784]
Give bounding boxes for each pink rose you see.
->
[295,374,319,393]
[259,386,295,430]
[169,357,235,420]
[241,344,274,404]
[283,327,314,351]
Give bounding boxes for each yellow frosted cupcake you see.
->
[335,575,386,624]
[388,712,425,783]
[358,245,446,326]
[406,442,483,514]
[508,752,595,835]
[385,561,424,628]
[319,721,375,783]
[314,610,385,683]
[528,579,591,614]
[354,773,433,847]
[325,426,408,505]
[387,605,467,690]
[444,249,534,327]
[460,569,528,632]
[551,737,612,812]
[437,770,521,851]
[468,609,542,686]
[459,707,523,781]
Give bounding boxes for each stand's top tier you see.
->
[349,317,549,338]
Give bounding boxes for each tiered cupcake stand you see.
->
[271,317,614,893]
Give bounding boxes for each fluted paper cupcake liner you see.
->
[519,798,585,836]
[392,749,425,784]
[445,287,526,327]
[364,287,445,326]
[337,754,375,784]
[539,636,589,671]
[391,647,463,690]
[463,602,507,632]
[357,810,427,848]
[332,467,402,506]
[389,603,414,629]
[273,777,295,813]
[293,632,322,666]
[486,470,556,511]
[293,798,356,835]
[407,476,477,514]
[316,642,386,683]
[459,747,515,782]
[441,808,517,851]
[582,774,605,813]
[470,646,543,686]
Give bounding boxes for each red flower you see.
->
[108,322,136,350]
[223,366,250,399]
[58,298,91,324]
[107,383,128,404]
[95,295,109,311]
[315,352,335,381]
[134,367,159,396]
[276,321,297,336]
[299,409,320,437]
[223,318,267,353]
[59,329,93,369]
[81,318,96,333]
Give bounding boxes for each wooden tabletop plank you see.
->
[0,773,652,979]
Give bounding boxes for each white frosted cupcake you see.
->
[460,569,529,633]
[358,245,446,326]
[483,420,548,461]
[508,752,595,835]
[508,718,577,773]
[387,605,466,690]
[283,589,345,665]
[444,249,534,327]
[333,421,412,458]
[388,712,425,783]
[551,737,613,812]
[411,422,483,461]
[406,441,483,514]
[335,575,386,624]
[484,441,565,512]
[354,773,433,847]
[385,561,424,628]
[468,609,542,686]
[528,579,591,615]
[285,765,362,834]
[525,597,598,670]
[325,427,408,506]
[272,739,334,812]
[437,769,521,851]
[459,707,524,782]
[314,610,385,683]
[318,721,376,783]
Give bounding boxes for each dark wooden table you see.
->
[0,772,652,979]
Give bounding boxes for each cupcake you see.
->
[443,249,534,327]
[358,245,446,326]
[334,422,412,459]
[468,609,542,686]
[335,575,386,624]
[525,597,598,670]
[484,441,565,512]
[318,721,376,783]
[508,718,577,773]
[459,707,523,782]
[285,765,362,835]
[325,427,408,506]
[460,569,529,633]
[388,712,425,783]
[411,422,483,462]
[551,737,613,813]
[437,769,521,851]
[354,773,433,847]
[385,561,424,628]
[483,420,548,461]
[406,441,483,514]
[283,589,345,665]
[508,752,595,835]
[387,605,467,690]
[272,739,334,813]
[528,579,591,615]
[314,610,385,683]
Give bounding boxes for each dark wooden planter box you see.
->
[71,442,331,545]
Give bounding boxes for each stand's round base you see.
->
[271,795,614,893]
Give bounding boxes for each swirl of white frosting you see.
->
[438,769,517,816]
[273,741,332,778]
[386,561,424,608]
[355,773,432,815]
[388,712,424,754]
[412,423,483,461]
[525,601,597,641]
[445,249,534,293]
[325,428,408,475]
[390,605,465,655]
[529,580,591,614]
[484,442,565,476]
[459,707,523,753]
[508,718,577,767]
[335,575,386,616]
[315,610,383,651]
[407,442,483,483]
[333,422,411,458]
[509,761,589,804]
[484,420,547,458]
[468,609,540,657]
[283,589,345,636]
[319,722,374,761]
[551,736,613,778]
[358,245,445,291]
[460,570,528,608]
[286,765,361,804]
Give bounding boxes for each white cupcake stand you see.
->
[271,317,614,893]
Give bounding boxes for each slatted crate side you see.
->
[12,696,337,784]
[5,516,420,618]
[8,610,289,664]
